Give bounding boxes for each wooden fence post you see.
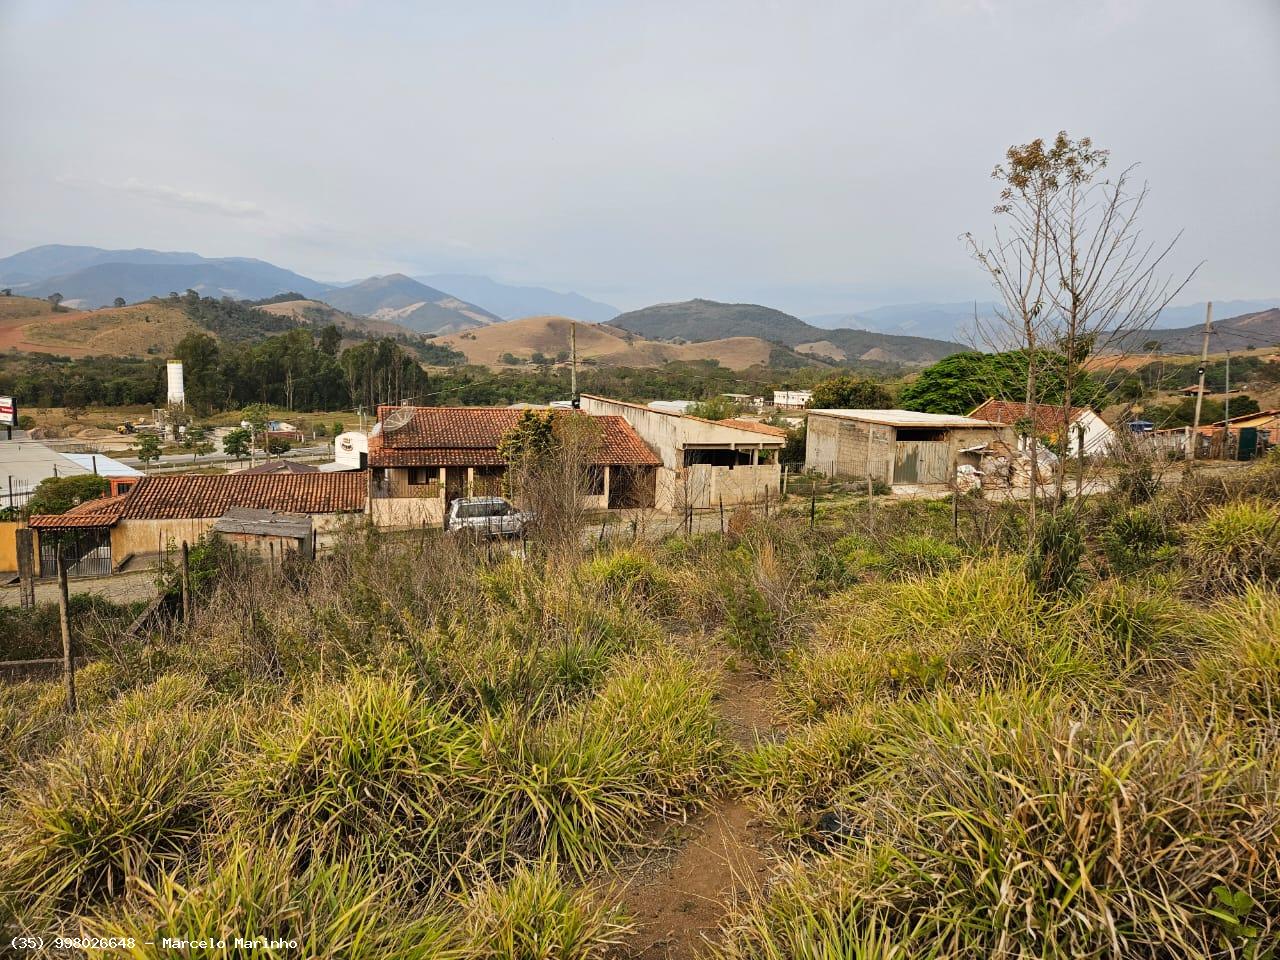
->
[719,496,725,535]
[57,555,77,714]
[180,540,191,623]
[16,527,35,610]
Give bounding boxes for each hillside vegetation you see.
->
[2,453,1278,956]
[436,315,821,371]
[610,298,968,365]
[0,296,199,358]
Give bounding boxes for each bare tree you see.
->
[966,133,1198,543]
[500,411,603,556]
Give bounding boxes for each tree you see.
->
[47,292,64,308]
[965,132,1193,533]
[498,410,602,554]
[266,436,292,456]
[241,403,270,452]
[808,374,892,410]
[318,324,342,358]
[223,427,252,461]
[25,475,108,515]
[113,297,127,308]
[135,432,163,468]
[687,396,741,420]
[898,349,1104,415]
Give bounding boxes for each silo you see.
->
[166,360,185,406]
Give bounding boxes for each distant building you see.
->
[366,405,661,528]
[968,398,1116,457]
[772,390,812,410]
[805,409,1013,488]
[332,431,368,470]
[1,441,141,510]
[580,394,786,510]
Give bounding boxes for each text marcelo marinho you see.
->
[161,938,298,950]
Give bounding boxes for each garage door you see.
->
[893,441,950,485]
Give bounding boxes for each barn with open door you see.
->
[804,409,1014,490]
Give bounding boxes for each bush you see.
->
[1183,588,1280,726]
[1183,500,1280,592]
[85,832,457,959]
[0,709,230,912]
[1099,504,1179,576]
[720,691,1280,959]
[460,864,629,959]
[0,595,141,661]
[1027,507,1087,595]
[879,534,962,576]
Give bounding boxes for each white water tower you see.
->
[166,360,185,406]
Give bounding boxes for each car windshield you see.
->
[458,502,508,518]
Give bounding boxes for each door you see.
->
[893,441,950,485]
[39,528,112,578]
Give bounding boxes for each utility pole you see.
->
[1189,301,1212,462]
[1223,350,1231,458]
[570,321,578,400]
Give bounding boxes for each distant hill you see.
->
[0,244,212,285]
[435,315,822,371]
[1101,307,1280,355]
[0,294,199,358]
[5,257,329,308]
[609,298,967,365]
[255,298,418,339]
[416,274,619,323]
[320,274,500,335]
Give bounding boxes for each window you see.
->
[408,467,437,485]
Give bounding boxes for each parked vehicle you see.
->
[445,496,531,538]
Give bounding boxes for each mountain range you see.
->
[1100,307,1280,356]
[318,274,500,335]
[609,299,968,366]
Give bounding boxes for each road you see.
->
[0,568,159,608]
[118,443,332,470]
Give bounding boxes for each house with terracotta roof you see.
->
[25,472,367,577]
[366,405,662,528]
[968,398,1115,457]
[578,395,787,510]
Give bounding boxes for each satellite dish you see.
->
[382,406,415,434]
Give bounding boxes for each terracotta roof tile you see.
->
[27,494,128,529]
[119,473,367,520]
[969,399,1092,436]
[368,407,660,468]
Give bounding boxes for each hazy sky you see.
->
[2,0,1277,313]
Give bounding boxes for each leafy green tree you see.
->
[266,436,292,456]
[687,396,741,420]
[223,427,252,461]
[898,350,1104,415]
[318,325,342,357]
[135,432,163,467]
[113,297,126,308]
[25,475,109,515]
[241,403,270,449]
[808,375,893,409]
[498,410,557,465]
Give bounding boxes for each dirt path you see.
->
[618,661,781,959]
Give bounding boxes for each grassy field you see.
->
[1,458,1278,957]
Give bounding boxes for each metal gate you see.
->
[893,441,950,485]
[39,528,113,579]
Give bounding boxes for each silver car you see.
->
[445,496,531,538]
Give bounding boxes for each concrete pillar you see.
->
[466,467,474,496]
[602,465,611,507]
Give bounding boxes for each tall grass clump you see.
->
[1027,506,1087,595]
[84,831,458,959]
[1098,503,1180,576]
[0,708,231,915]
[781,558,1099,718]
[1182,587,1280,726]
[1184,500,1280,592]
[459,864,629,959]
[723,690,1280,959]
[228,674,483,874]
[479,649,727,876]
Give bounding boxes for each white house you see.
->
[772,390,813,410]
[969,399,1115,457]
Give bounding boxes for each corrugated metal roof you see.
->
[808,409,1007,428]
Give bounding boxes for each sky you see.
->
[1,0,1277,314]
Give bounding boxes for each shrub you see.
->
[1027,507,1087,595]
[85,832,457,959]
[1098,504,1179,576]
[1184,587,1280,726]
[228,675,482,872]
[480,650,726,876]
[1183,500,1280,592]
[575,547,668,605]
[0,709,230,911]
[879,534,962,576]
[460,864,629,959]
[722,691,1280,959]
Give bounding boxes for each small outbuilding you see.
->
[212,507,314,560]
[804,409,1014,488]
